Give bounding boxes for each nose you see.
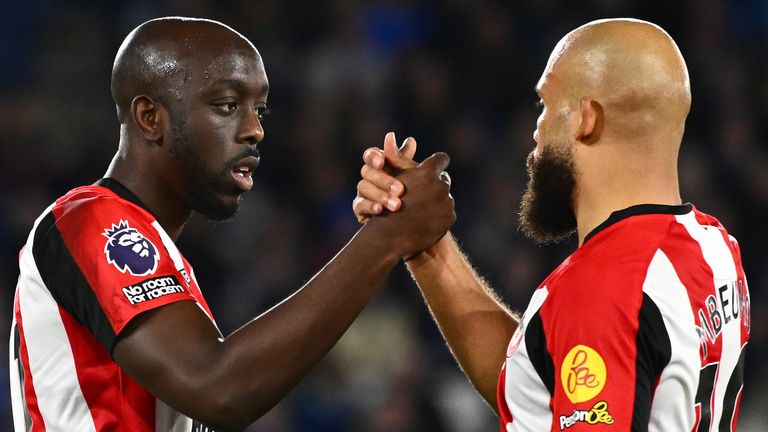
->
[237,107,264,145]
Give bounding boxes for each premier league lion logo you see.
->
[103,220,159,276]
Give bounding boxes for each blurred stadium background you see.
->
[1,0,765,430]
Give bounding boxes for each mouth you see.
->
[231,155,260,191]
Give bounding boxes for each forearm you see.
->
[215,220,399,420]
[406,233,518,410]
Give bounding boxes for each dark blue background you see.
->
[1,1,765,430]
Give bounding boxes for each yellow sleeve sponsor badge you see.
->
[561,344,607,404]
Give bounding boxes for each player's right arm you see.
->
[354,135,519,412]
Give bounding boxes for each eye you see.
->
[214,101,239,114]
[534,99,545,111]
[256,106,271,121]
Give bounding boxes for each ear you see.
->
[130,95,165,142]
[575,97,603,144]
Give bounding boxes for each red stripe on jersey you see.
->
[497,363,513,430]
[731,387,743,430]
[57,305,154,431]
[692,208,716,227]
[694,405,702,431]
[15,293,46,432]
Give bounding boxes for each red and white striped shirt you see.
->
[498,204,750,431]
[10,179,218,431]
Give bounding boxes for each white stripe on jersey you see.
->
[642,250,699,431]
[16,206,97,431]
[152,221,188,282]
[676,212,741,428]
[504,287,551,431]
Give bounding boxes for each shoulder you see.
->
[34,185,161,274]
[53,185,151,224]
[538,214,682,334]
[43,185,156,245]
[546,225,665,301]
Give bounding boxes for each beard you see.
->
[171,116,243,222]
[519,144,577,244]
[183,162,243,222]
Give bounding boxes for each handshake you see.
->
[352,131,456,260]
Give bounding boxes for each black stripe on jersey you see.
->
[525,312,555,395]
[695,363,718,432]
[719,346,746,432]
[12,319,20,361]
[32,210,117,353]
[583,203,692,244]
[632,293,672,431]
[12,321,33,431]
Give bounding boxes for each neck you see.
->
[105,146,192,241]
[574,189,682,245]
[573,142,682,246]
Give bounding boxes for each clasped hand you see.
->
[354,132,455,259]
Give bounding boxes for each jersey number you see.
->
[693,348,745,432]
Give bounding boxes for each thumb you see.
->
[383,133,417,170]
[399,137,418,161]
[418,152,450,174]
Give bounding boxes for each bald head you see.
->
[111,17,260,123]
[542,19,691,141]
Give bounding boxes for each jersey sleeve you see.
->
[539,264,671,430]
[36,192,196,354]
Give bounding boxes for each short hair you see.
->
[110,17,254,123]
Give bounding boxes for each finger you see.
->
[399,136,417,161]
[382,131,398,163]
[385,136,417,170]
[383,132,401,165]
[352,196,378,223]
[358,179,401,211]
[418,152,450,175]
[361,164,405,196]
[363,147,385,169]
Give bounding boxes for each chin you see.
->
[193,193,242,222]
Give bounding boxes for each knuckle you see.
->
[363,148,376,161]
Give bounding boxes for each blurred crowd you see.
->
[0,0,765,430]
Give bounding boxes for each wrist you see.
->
[358,218,404,265]
[405,232,454,268]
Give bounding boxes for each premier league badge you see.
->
[103,220,159,276]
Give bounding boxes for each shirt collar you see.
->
[583,203,693,245]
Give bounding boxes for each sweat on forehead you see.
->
[110,17,260,122]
